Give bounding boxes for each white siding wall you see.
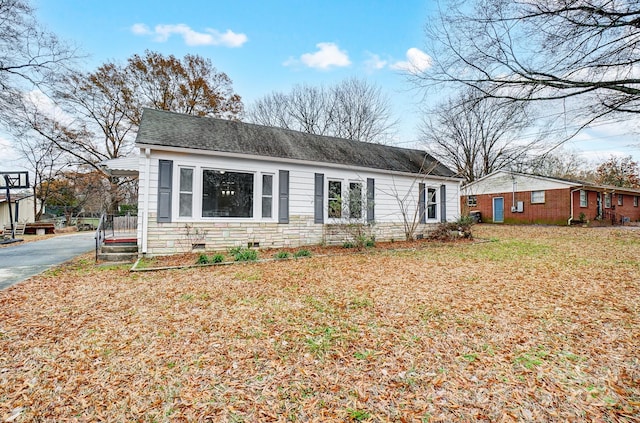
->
[138,149,461,255]
[1,197,37,228]
[463,171,573,196]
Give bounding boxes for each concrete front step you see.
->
[101,244,138,254]
[98,252,139,262]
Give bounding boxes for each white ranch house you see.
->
[120,109,462,256]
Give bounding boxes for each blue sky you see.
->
[31,0,434,144]
[5,0,638,167]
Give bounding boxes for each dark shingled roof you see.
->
[135,108,457,178]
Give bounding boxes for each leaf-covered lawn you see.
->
[1,225,639,422]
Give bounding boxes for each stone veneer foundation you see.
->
[143,213,438,256]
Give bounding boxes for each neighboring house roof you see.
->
[135,108,458,178]
[463,170,640,195]
[0,193,33,203]
[100,157,139,177]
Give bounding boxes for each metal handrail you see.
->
[94,213,106,262]
[94,213,136,261]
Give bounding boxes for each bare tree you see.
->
[0,0,76,119]
[330,78,397,142]
[419,88,544,182]
[522,147,590,179]
[380,157,444,241]
[418,0,640,129]
[247,77,397,143]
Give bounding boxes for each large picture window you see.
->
[202,170,253,218]
[179,168,193,217]
[427,188,437,219]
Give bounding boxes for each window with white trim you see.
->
[605,193,612,208]
[261,174,273,218]
[579,190,587,207]
[467,195,477,207]
[531,190,545,204]
[179,167,193,217]
[348,182,363,219]
[618,194,623,206]
[328,180,342,218]
[427,188,437,219]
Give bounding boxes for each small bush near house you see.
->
[294,249,312,258]
[211,254,225,263]
[274,251,290,260]
[234,248,258,262]
[196,253,210,264]
[428,216,474,241]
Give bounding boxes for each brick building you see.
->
[461,171,640,225]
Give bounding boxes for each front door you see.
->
[493,197,504,223]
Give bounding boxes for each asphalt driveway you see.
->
[0,232,95,290]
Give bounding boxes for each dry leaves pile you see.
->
[1,225,639,422]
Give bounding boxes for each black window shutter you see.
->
[440,184,447,222]
[157,159,173,223]
[314,173,324,224]
[367,178,375,223]
[419,183,426,224]
[278,170,289,223]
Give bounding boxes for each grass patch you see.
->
[2,225,639,421]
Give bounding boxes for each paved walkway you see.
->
[0,232,95,290]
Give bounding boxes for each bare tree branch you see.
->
[418,0,640,125]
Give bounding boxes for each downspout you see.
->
[568,187,582,226]
[141,148,151,255]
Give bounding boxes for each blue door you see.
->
[493,197,504,223]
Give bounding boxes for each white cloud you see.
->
[131,23,151,36]
[131,23,248,48]
[364,52,387,72]
[286,42,351,70]
[391,48,432,74]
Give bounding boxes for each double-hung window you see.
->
[531,190,545,204]
[202,170,254,218]
[467,195,477,207]
[348,182,363,219]
[427,188,437,219]
[262,174,273,218]
[179,167,193,217]
[618,194,623,206]
[605,193,612,208]
[579,190,587,207]
[328,180,342,218]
